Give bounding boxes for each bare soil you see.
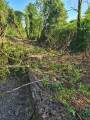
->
[0,72,38,120]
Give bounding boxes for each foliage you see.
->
[0,0,89,52]
[63,102,69,107]
[7,8,15,24]
[36,0,68,42]
[0,1,89,119]
[28,46,46,55]
[70,7,90,52]
[50,83,62,90]
[14,67,28,76]
[85,6,90,15]
[42,59,89,113]
[69,107,76,116]
[82,109,90,117]
[0,68,10,80]
[31,63,39,69]
[15,10,24,28]
[63,103,76,116]
[49,63,61,71]
[43,76,49,88]
[25,3,42,39]
[79,83,89,95]
[6,25,19,36]
[50,98,53,102]
[2,44,25,64]
[14,68,20,76]
[0,0,9,29]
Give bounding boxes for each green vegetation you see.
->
[25,3,40,39]
[82,109,90,117]
[0,0,89,51]
[36,0,67,42]
[0,0,90,119]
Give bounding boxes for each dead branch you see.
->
[0,22,8,36]
[76,112,83,120]
[0,48,22,63]
[53,31,73,51]
[0,78,49,98]
[42,26,57,47]
[0,64,27,69]
[67,7,78,12]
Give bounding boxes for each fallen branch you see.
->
[76,112,83,120]
[0,22,8,36]
[53,31,74,51]
[0,78,49,98]
[42,26,57,47]
[0,74,82,97]
[0,48,22,63]
[6,78,49,94]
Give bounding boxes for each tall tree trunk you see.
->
[77,0,82,35]
[0,15,2,30]
[25,15,29,39]
[29,21,33,39]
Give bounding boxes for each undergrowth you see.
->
[0,36,89,118]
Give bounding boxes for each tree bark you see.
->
[0,15,2,30]
[25,15,29,39]
[77,0,82,34]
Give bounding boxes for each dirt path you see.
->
[0,73,39,120]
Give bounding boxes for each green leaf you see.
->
[82,109,90,117]
[69,107,75,116]
[50,98,53,102]
[8,110,11,114]
[63,102,69,107]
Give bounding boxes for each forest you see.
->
[0,0,90,120]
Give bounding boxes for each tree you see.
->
[0,0,8,30]
[70,0,90,51]
[8,8,15,24]
[15,11,24,28]
[25,3,39,39]
[85,6,90,15]
[25,13,29,38]
[36,0,68,42]
[77,0,82,36]
[25,3,43,39]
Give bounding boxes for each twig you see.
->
[0,22,8,36]
[67,8,77,12]
[0,64,27,69]
[42,26,57,47]
[76,112,83,120]
[53,32,73,50]
[0,78,49,98]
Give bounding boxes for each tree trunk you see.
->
[25,15,29,39]
[77,0,82,35]
[0,15,2,30]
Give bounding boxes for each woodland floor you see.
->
[0,35,90,120]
